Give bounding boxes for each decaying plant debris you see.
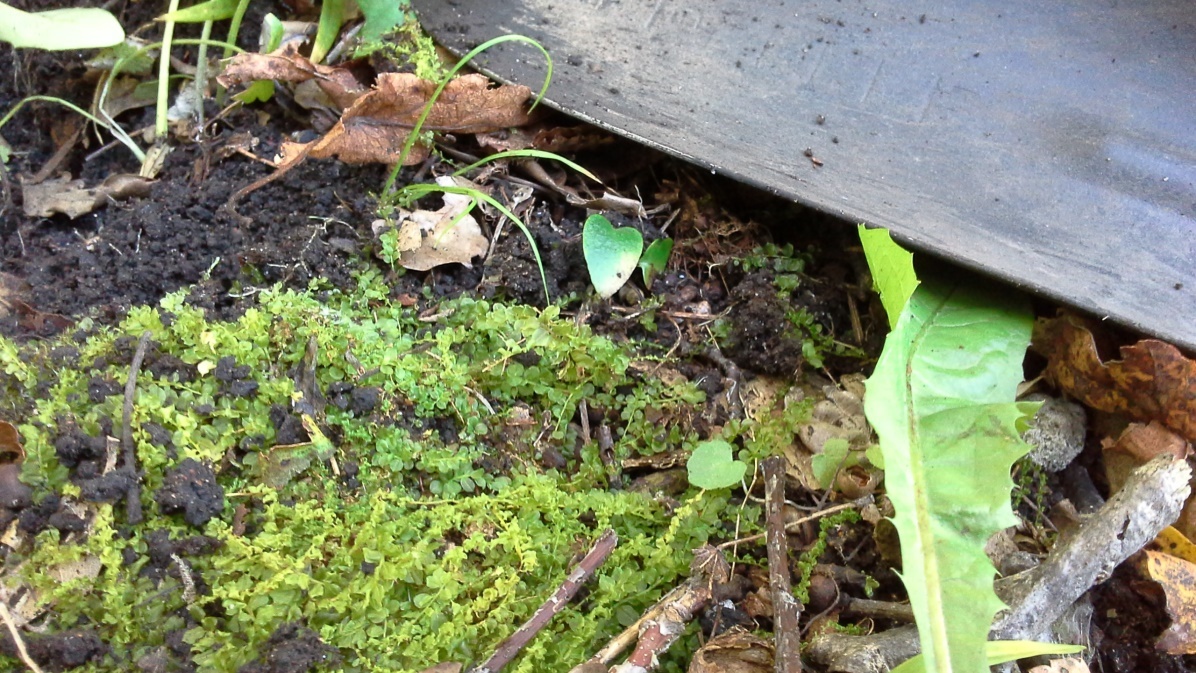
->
[1,0,1196,672]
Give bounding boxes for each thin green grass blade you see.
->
[453,149,598,182]
[383,34,553,194]
[890,640,1086,673]
[864,276,1037,673]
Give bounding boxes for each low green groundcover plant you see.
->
[0,270,741,673]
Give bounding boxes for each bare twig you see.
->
[763,456,802,673]
[573,584,687,672]
[703,344,745,420]
[473,529,618,673]
[0,601,44,673]
[121,331,152,524]
[717,497,871,551]
[608,577,711,673]
[576,547,729,673]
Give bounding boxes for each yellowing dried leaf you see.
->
[1143,550,1196,654]
[385,176,488,271]
[21,173,153,218]
[1155,527,1196,565]
[1034,314,1196,442]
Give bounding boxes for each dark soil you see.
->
[237,623,340,673]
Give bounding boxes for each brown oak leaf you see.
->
[1033,313,1196,442]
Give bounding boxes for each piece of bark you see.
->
[763,456,802,673]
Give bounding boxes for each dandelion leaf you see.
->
[864,276,1037,673]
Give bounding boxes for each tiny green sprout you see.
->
[583,214,644,299]
[686,439,747,490]
[0,2,124,50]
[638,238,673,288]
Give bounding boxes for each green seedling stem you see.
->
[452,149,598,183]
[196,20,214,129]
[89,38,243,161]
[399,182,550,302]
[382,34,554,195]
[0,95,145,163]
[311,0,346,64]
[156,0,181,140]
[218,0,254,105]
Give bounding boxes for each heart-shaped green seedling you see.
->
[686,440,748,490]
[638,238,673,288]
[583,213,643,299]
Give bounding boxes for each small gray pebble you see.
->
[1022,393,1087,471]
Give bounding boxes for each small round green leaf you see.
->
[686,440,747,490]
[583,214,643,299]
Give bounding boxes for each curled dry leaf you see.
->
[281,73,532,167]
[375,176,488,271]
[687,628,774,673]
[1142,550,1196,654]
[21,173,153,218]
[1101,422,1196,542]
[1033,313,1196,442]
[0,420,24,462]
[217,43,368,109]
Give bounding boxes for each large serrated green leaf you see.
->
[864,276,1037,673]
[858,224,919,327]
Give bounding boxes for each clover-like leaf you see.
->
[687,440,747,490]
[583,214,643,299]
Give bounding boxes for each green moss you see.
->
[0,276,754,672]
[355,17,448,81]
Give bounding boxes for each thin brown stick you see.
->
[0,601,44,673]
[473,529,618,673]
[121,331,152,524]
[763,456,802,673]
[717,497,871,551]
[572,583,687,672]
[609,577,711,673]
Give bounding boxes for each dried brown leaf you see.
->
[687,628,773,673]
[101,76,157,119]
[1033,314,1196,442]
[299,73,532,166]
[218,44,367,109]
[1102,423,1196,539]
[0,421,23,462]
[1143,550,1196,654]
[377,176,489,270]
[21,173,153,218]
